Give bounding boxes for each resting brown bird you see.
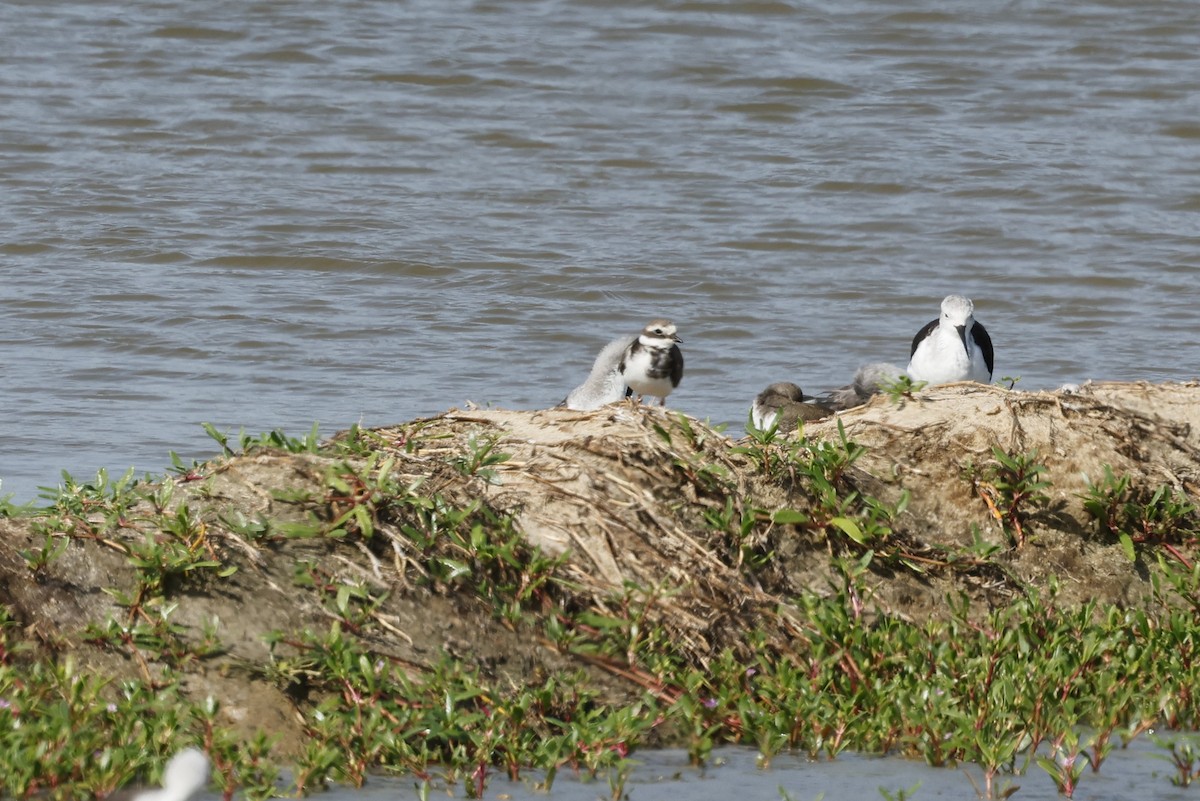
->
[750,382,834,433]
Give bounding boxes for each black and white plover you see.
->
[750,382,833,433]
[619,319,684,406]
[561,335,633,411]
[906,295,993,385]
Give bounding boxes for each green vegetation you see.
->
[1,417,1199,800]
[969,447,1052,549]
[879,374,926,405]
[1083,464,1199,567]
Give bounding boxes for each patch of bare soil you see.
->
[1,382,1196,752]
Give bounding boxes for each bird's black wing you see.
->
[669,345,684,387]
[972,322,994,377]
[909,319,939,358]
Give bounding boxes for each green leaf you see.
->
[1118,532,1136,562]
[772,509,808,525]
[830,516,867,544]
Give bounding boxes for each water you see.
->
[3,0,1200,502]
[216,742,1197,801]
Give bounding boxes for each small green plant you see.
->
[18,532,69,582]
[166,450,206,481]
[1152,734,1200,786]
[241,423,323,454]
[37,467,141,537]
[704,497,771,569]
[328,423,386,457]
[0,487,32,518]
[83,603,225,670]
[202,421,323,456]
[124,509,235,597]
[606,758,633,800]
[323,453,402,539]
[1083,465,1197,566]
[451,431,511,483]
[293,563,389,634]
[878,782,921,801]
[972,447,1051,548]
[744,409,780,441]
[1035,731,1091,797]
[958,524,1004,562]
[879,374,927,405]
[779,790,825,801]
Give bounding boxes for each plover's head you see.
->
[939,295,976,327]
[640,319,682,345]
[758,382,804,405]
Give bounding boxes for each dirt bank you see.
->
[2,381,1197,753]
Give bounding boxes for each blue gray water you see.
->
[217,741,1198,801]
[2,0,1199,504]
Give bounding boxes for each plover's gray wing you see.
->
[853,362,905,395]
[775,400,834,432]
[561,335,636,410]
[817,363,905,411]
[817,384,862,412]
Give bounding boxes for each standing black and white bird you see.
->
[619,319,684,405]
[906,295,993,385]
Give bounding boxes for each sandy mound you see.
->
[1,382,1198,750]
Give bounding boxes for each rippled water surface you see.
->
[3,0,1200,500]
[205,743,1197,801]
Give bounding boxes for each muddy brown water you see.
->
[2,1,1200,503]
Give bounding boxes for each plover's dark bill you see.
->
[619,319,683,406]
[906,295,993,385]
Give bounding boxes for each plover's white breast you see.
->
[622,346,677,399]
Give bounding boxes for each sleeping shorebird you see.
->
[750,382,834,432]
